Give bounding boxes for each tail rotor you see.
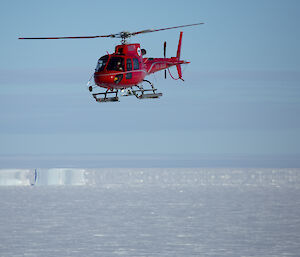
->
[163,41,167,79]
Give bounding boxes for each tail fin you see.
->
[176,32,184,81]
[176,32,183,60]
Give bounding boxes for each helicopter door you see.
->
[107,57,125,71]
[126,58,132,79]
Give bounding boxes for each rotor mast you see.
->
[119,31,131,44]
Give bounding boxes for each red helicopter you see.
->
[19,23,204,102]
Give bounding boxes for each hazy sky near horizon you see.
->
[0,0,300,156]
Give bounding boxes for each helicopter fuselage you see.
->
[93,40,187,90]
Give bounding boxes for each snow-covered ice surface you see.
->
[0,168,300,256]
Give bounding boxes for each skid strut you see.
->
[92,89,119,102]
[131,80,162,99]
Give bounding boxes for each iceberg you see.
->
[0,169,33,186]
[0,169,89,186]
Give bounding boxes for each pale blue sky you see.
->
[0,0,300,160]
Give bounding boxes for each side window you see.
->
[126,58,132,79]
[107,57,124,71]
[126,58,132,71]
[133,58,139,70]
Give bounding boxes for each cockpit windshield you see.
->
[107,57,125,71]
[95,55,108,72]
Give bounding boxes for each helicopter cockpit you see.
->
[95,55,125,72]
[106,57,125,71]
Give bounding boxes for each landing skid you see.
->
[92,89,119,102]
[87,80,162,103]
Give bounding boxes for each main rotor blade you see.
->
[131,22,204,36]
[18,22,204,41]
[18,34,116,40]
